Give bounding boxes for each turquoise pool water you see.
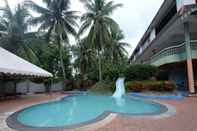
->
[17,94,165,127]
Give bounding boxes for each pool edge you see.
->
[6,94,175,131]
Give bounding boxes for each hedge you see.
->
[103,64,158,81]
[125,81,176,92]
[88,80,176,94]
[124,64,158,81]
[89,82,115,94]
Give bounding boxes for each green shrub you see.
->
[163,81,176,92]
[125,80,176,92]
[89,82,115,94]
[125,81,144,92]
[64,80,96,91]
[103,64,125,81]
[144,81,164,91]
[82,80,96,89]
[125,64,157,81]
[143,81,176,92]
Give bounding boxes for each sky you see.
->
[0,0,164,56]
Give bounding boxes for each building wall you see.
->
[0,80,64,95]
[50,82,64,92]
[16,81,45,94]
[0,81,15,95]
[16,80,64,94]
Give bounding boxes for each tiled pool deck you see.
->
[0,93,196,131]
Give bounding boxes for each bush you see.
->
[101,64,157,82]
[82,80,96,89]
[64,79,96,91]
[89,82,115,94]
[125,64,157,81]
[163,81,176,92]
[125,80,176,92]
[144,81,164,91]
[103,64,125,81]
[125,81,144,92]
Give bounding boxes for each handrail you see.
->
[152,42,185,59]
[151,42,185,62]
[151,40,197,63]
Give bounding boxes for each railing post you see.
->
[184,22,195,94]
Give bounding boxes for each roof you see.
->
[0,47,53,78]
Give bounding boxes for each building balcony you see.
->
[150,40,197,66]
[130,5,197,64]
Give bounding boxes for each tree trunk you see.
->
[98,51,102,81]
[57,37,66,80]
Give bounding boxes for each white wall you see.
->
[29,82,45,93]
[50,82,63,91]
[16,81,28,94]
[16,80,63,94]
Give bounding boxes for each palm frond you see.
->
[24,0,50,14]
[78,19,92,36]
[63,21,77,37]
[103,1,122,15]
[0,0,13,21]
[80,13,94,22]
[80,0,95,11]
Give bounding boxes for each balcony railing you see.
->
[150,40,197,66]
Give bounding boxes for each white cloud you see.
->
[0,0,164,56]
[111,0,164,55]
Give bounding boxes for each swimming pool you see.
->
[8,94,167,129]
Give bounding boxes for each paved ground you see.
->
[96,97,197,131]
[0,93,64,113]
[0,93,65,131]
[0,93,197,131]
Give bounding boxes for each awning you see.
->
[0,47,53,78]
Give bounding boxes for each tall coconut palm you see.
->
[110,29,129,64]
[78,0,122,81]
[25,0,78,80]
[0,0,38,63]
[72,38,95,80]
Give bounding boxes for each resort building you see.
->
[129,0,197,93]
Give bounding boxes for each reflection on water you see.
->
[66,97,77,123]
[114,97,125,107]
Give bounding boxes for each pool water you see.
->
[17,94,165,127]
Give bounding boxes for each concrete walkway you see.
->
[96,97,197,131]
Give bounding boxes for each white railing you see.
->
[151,40,197,63]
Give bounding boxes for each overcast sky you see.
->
[0,0,164,56]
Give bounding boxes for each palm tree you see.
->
[25,0,78,80]
[110,28,129,64]
[0,0,38,63]
[78,0,122,81]
[72,38,95,80]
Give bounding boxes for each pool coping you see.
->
[129,92,184,100]
[6,94,173,131]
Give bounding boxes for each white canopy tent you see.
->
[0,47,53,78]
